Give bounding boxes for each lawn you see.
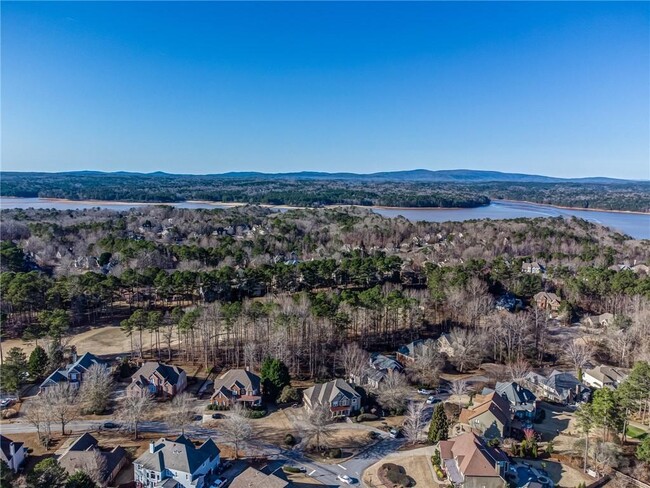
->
[626,424,648,440]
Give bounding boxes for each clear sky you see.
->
[2,1,649,179]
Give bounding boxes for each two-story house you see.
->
[438,432,509,488]
[396,338,437,365]
[0,435,26,473]
[210,369,262,408]
[39,352,106,393]
[458,392,512,439]
[524,370,590,405]
[127,362,187,399]
[134,435,220,488]
[493,381,538,420]
[583,365,628,390]
[57,433,127,486]
[303,379,361,418]
[351,353,403,389]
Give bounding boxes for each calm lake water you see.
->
[1,197,649,239]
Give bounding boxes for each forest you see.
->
[2,171,650,211]
[1,204,649,380]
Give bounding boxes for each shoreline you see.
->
[0,196,648,216]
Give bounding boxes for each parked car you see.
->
[286,465,307,473]
[0,399,15,409]
[210,478,226,488]
[211,413,223,419]
[193,415,203,421]
[337,474,356,484]
[291,403,300,408]
[102,422,119,429]
[426,396,441,404]
[389,428,402,439]
[417,388,433,395]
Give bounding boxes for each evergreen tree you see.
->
[26,458,68,488]
[592,388,624,440]
[637,436,650,464]
[0,459,15,488]
[65,471,98,488]
[0,347,27,395]
[427,403,449,442]
[28,345,49,379]
[260,358,291,402]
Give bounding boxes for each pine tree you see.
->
[65,471,98,488]
[0,459,15,488]
[28,345,49,379]
[26,458,68,488]
[260,358,291,402]
[428,403,449,443]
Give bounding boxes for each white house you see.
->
[583,365,628,390]
[0,435,26,473]
[134,435,220,488]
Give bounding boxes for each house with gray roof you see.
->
[583,365,628,390]
[230,466,288,488]
[134,435,220,488]
[523,370,590,405]
[127,362,187,399]
[0,435,26,473]
[351,353,403,389]
[494,381,538,420]
[210,369,261,408]
[57,433,127,486]
[303,379,361,418]
[39,351,107,393]
[396,338,437,364]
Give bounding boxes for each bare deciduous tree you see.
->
[24,396,54,448]
[407,343,443,387]
[168,392,197,435]
[565,340,593,378]
[402,401,426,445]
[45,383,80,435]
[507,358,531,382]
[73,449,108,487]
[221,403,253,459]
[450,379,469,408]
[304,402,333,452]
[337,343,369,380]
[449,328,485,373]
[81,363,114,414]
[119,394,154,440]
[377,370,411,414]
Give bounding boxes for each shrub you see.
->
[278,385,300,404]
[247,409,267,419]
[326,448,342,458]
[487,438,500,448]
[357,413,379,422]
[379,463,412,487]
[284,433,296,446]
[431,450,441,467]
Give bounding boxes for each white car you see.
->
[337,474,355,484]
[417,388,433,395]
[426,396,441,404]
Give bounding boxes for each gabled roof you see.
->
[584,365,627,385]
[304,379,360,405]
[230,466,288,488]
[397,338,436,358]
[40,352,106,389]
[525,370,586,400]
[57,433,127,484]
[495,381,537,411]
[439,432,508,478]
[369,353,403,373]
[459,392,511,427]
[131,362,184,388]
[134,435,220,475]
[0,435,24,464]
[213,369,260,393]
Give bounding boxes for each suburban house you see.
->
[524,370,590,404]
[436,333,457,358]
[351,353,403,389]
[583,365,628,390]
[458,392,512,439]
[134,435,220,488]
[57,433,127,486]
[0,434,26,473]
[521,262,545,274]
[493,381,538,420]
[230,466,288,488]
[303,379,361,417]
[438,432,509,488]
[583,313,615,328]
[396,338,437,364]
[128,362,187,399]
[39,351,107,392]
[533,292,562,313]
[210,369,262,408]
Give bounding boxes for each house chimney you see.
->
[149,441,156,454]
[9,442,16,458]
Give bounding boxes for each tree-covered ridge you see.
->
[2,171,649,211]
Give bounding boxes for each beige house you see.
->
[230,466,288,488]
[303,379,361,417]
[533,292,562,313]
[127,361,187,399]
[583,365,628,390]
[583,313,614,328]
[438,432,509,488]
[521,262,545,274]
[57,433,127,486]
[210,369,262,407]
[458,392,512,439]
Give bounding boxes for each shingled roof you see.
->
[230,467,288,488]
[304,379,360,405]
[439,432,508,478]
[213,369,260,393]
[135,435,219,476]
[131,362,184,388]
[459,392,511,427]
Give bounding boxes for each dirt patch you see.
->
[364,446,439,487]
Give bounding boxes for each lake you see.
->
[1,197,649,239]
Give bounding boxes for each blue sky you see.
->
[2,1,649,179]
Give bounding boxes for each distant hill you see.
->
[8,168,637,184]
